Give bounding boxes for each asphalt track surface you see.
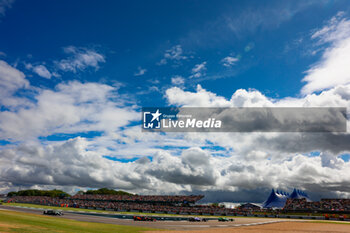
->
[0,205,288,230]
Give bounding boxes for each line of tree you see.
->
[7,189,70,197]
[7,188,134,197]
[77,188,134,196]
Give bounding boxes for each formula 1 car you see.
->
[133,216,156,221]
[218,217,234,222]
[43,210,63,216]
[189,217,208,222]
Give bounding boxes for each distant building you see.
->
[0,194,7,201]
[262,188,309,209]
[289,188,311,201]
[238,203,261,211]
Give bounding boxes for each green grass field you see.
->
[5,202,142,215]
[0,209,158,233]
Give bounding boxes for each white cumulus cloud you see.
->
[0,81,138,141]
[0,60,30,108]
[56,46,105,73]
[158,45,187,65]
[134,67,147,76]
[190,62,207,78]
[221,56,239,67]
[302,12,350,94]
[26,64,52,79]
[171,75,185,86]
[0,0,14,17]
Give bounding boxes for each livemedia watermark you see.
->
[142,107,347,132]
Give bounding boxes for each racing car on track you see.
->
[189,217,208,222]
[133,216,156,221]
[218,217,234,222]
[43,210,63,216]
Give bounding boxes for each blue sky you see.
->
[2,0,348,104]
[1,0,350,202]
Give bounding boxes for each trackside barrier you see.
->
[70,211,218,221]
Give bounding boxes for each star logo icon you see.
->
[150,109,162,122]
[142,108,162,129]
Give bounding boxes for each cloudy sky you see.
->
[1,0,350,203]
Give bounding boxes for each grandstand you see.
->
[7,188,350,215]
[7,194,247,215]
[237,203,261,211]
[70,194,203,203]
[284,198,350,213]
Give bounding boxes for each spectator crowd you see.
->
[71,194,203,203]
[7,195,242,215]
[284,198,350,212]
[9,195,350,214]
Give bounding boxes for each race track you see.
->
[0,205,286,230]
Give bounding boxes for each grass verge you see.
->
[0,208,158,233]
